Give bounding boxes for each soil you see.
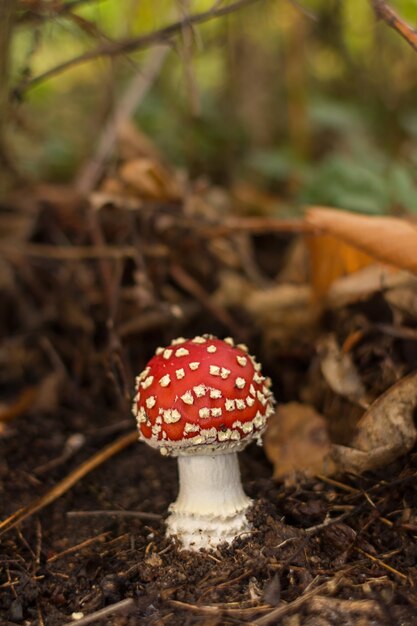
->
[1,413,417,625]
[1,185,417,625]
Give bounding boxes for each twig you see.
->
[0,386,37,422]
[47,531,111,563]
[0,431,137,536]
[308,595,384,616]
[169,600,271,616]
[354,547,408,581]
[170,262,241,337]
[14,0,265,95]
[76,44,170,194]
[17,0,104,24]
[370,0,417,53]
[252,577,341,625]
[0,242,141,260]
[199,217,310,237]
[67,510,162,521]
[62,598,135,626]
[286,0,318,21]
[0,0,17,185]
[118,302,199,338]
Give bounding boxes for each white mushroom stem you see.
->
[166,452,252,550]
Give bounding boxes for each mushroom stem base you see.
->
[166,452,252,550]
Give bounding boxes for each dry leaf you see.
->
[319,335,368,407]
[326,264,410,309]
[307,233,373,298]
[385,278,417,318]
[245,284,320,346]
[117,121,164,162]
[119,158,181,201]
[232,181,281,215]
[214,273,320,347]
[331,371,417,473]
[264,403,336,482]
[306,207,417,275]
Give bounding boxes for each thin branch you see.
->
[13,0,265,96]
[0,431,137,536]
[253,576,342,626]
[0,0,18,186]
[370,0,417,53]
[0,242,165,260]
[62,598,135,626]
[66,509,162,520]
[75,44,169,194]
[17,0,104,24]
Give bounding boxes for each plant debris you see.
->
[1,133,417,624]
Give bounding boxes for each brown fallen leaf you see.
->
[0,387,37,423]
[331,371,417,474]
[264,403,336,482]
[319,335,368,408]
[0,373,62,425]
[307,233,373,298]
[326,264,411,309]
[119,157,181,201]
[306,207,417,275]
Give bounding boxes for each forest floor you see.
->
[2,413,417,625]
[1,139,417,625]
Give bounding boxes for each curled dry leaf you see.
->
[319,335,368,408]
[306,207,417,275]
[331,371,417,474]
[325,264,412,310]
[264,402,336,483]
[119,158,181,201]
[214,273,321,347]
[385,277,417,319]
[307,233,373,298]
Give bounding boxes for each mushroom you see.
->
[132,335,275,550]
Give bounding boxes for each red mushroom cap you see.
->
[132,335,275,456]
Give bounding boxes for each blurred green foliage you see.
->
[7,0,417,214]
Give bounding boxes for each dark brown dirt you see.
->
[1,413,417,625]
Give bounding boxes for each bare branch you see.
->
[17,0,104,24]
[370,0,417,53]
[75,45,169,194]
[0,0,18,188]
[13,0,266,97]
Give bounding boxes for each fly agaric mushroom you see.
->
[132,335,275,550]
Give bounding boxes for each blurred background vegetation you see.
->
[3,0,417,214]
